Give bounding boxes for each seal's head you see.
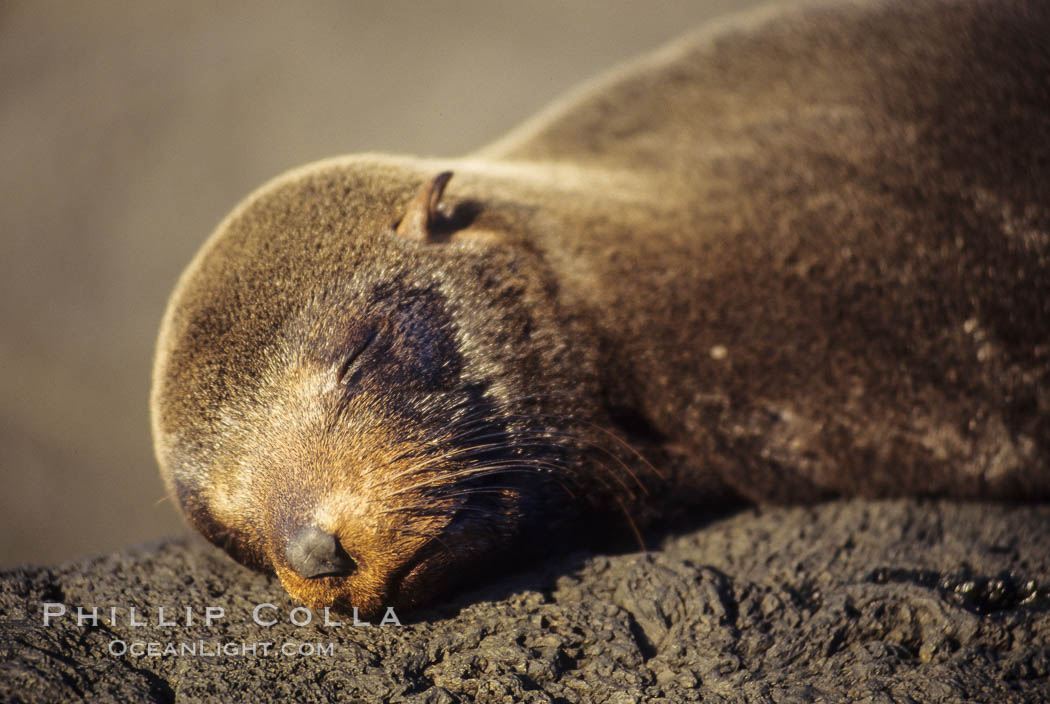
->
[151,158,634,616]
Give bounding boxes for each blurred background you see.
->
[1,0,765,567]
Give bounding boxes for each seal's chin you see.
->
[271,500,522,618]
[273,565,386,619]
[272,545,465,619]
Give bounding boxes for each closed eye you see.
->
[337,328,377,383]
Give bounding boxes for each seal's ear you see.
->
[394,171,453,243]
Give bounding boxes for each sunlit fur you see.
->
[153,0,1050,616]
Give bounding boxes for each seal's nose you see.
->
[285,525,357,579]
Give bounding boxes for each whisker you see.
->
[389,465,565,497]
[491,411,664,485]
[616,495,647,552]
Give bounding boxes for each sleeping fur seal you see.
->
[151,0,1050,617]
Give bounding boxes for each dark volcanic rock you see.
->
[2,499,1049,703]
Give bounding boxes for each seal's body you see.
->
[152,0,1050,616]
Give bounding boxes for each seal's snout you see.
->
[285,524,357,579]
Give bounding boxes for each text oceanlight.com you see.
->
[109,640,336,658]
[38,602,403,658]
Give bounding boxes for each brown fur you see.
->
[152,0,1050,616]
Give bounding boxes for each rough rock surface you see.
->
[2,499,1048,702]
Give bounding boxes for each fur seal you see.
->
[151,0,1050,617]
